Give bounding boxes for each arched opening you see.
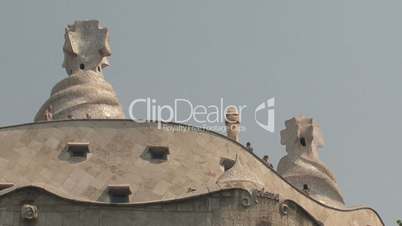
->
[300,137,306,147]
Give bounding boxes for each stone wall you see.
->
[0,187,320,226]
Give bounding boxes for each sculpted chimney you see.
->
[225,106,240,142]
[277,116,345,207]
[63,20,111,75]
[34,20,125,121]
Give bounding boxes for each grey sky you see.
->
[0,0,399,224]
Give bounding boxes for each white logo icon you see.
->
[255,97,275,133]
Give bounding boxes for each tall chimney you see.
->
[225,106,240,142]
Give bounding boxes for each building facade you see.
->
[0,20,383,226]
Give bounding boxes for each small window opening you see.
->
[148,146,169,160]
[300,137,306,147]
[67,142,90,158]
[108,184,131,203]
[303,184,310,193]
[97,66,101,72]
[220,158,235,171]
[80,63,85,70]
[0,183,14,191]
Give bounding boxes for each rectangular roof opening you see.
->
[67,142,90,158]
[108,184,132,203]
[147,146,169,161]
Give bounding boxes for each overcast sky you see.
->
[0,0,400,224]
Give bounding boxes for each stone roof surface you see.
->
[0,120,384,225]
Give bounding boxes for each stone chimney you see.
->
[225,106,240,142]
[277,116,345,207]
[34,20,125,121]
[63,20,111,75]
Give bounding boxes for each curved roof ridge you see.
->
[0,184,385,226]
[0,184,249,207]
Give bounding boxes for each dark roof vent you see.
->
[108,184,132,203]
[303,184,310,194]
[147,146,169,161]
[300,137,307,147]
[67,142,90,158]
[220,158,235,171]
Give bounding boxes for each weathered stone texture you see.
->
[0,187,320,226]
[34,20,125,121]
[0,120,384,225]
[278,116,344,207]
